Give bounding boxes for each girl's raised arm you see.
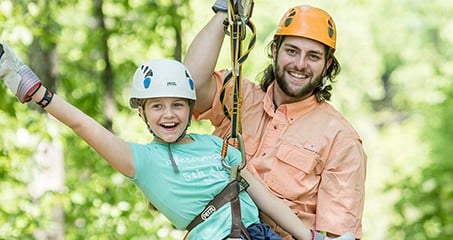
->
[0,42,135,177]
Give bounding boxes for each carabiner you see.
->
[221,132,247,171]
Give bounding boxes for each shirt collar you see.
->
[263,82,321,123]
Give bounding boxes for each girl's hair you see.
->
[258,36,341,102]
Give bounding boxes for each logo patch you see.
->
[201,205,216,220]
[167,81,177,87]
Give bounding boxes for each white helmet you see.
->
[129,59,196,108]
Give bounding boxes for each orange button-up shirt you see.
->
[196,71,367,238]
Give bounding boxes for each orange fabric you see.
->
[196,71,367,238]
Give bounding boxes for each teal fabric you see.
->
[129,133,259,240]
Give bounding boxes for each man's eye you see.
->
[286,49,297,55]
[309,55,321,61]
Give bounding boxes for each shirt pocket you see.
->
[266,143,321,200]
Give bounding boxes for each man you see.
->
[184,2,366,239]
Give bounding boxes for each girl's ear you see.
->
[137,107,145,121]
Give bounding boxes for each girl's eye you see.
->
[151,104,162,109]
[173,102,186,107]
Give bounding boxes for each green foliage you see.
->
[387,86,453,239]
[379,0,453,239]
[2,0,453,239]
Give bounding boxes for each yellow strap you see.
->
[220,0,255,176]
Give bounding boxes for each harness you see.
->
[185,0,256,239]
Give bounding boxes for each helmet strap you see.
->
[167,144,180,173]
[141,108,183,174]
[156,103,195,175]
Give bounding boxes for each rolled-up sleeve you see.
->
[317,137,367,237]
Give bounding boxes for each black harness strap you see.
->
[230,197,244,238]
[227,165,250,240]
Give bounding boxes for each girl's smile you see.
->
[140,97,191,143]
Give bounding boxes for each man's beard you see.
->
[275,63,322,99]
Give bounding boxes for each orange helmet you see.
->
[274,5,336,50]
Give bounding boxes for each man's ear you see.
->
[326,57,333,70]
[271,43,278,61]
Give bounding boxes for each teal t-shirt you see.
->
[129,133,259,240]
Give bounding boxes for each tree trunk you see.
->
[94,0,115,132]
[172,0,183,61]
[28,38,65,240]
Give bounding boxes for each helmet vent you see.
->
[140,66,153,89]
[143,76,152,89]
[284,9,297,27]
[328,20,335,38]
[185,70,195,90]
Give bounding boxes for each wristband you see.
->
[37,88,54,108]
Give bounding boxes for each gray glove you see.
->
[212,0,253,20]
[212,0,231,12]
[313,231,356,240]
[0,41,41,103]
